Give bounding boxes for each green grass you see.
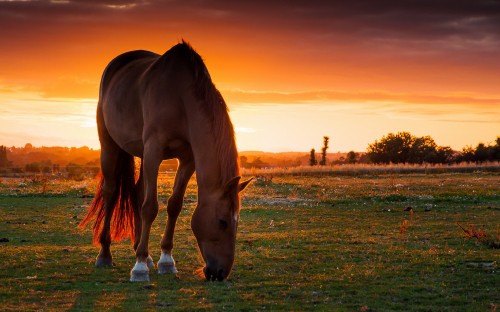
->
[0,173,499,311]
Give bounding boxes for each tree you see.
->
[493,137,500,160]
[367,132,452,164]
[309,148,317,166]
[409,136,437,164]
[239,156,249,168]
[435,146,454,164]
[319,136,329,166]
[367,132,415,164]
[388,132,414,163]
[459,145,475,163]
[250,157,268,168]
[456,138,500,163]
[474,143,490,163]
[366,140,386,164]
[346,151,359,164]
[0,145,11,168]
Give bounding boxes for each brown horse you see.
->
[79,41,252,282]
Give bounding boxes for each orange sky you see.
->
[0,0,499,152]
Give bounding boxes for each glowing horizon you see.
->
[1,89,498,153]
[0,1,499,152]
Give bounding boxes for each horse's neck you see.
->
[192,138,221,196]
[187,112,238,198]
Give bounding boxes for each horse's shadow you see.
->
[68,266,183,310]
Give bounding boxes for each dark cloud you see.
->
[161,0,500,44]
[2,0,499,40]
[1,0,499,93]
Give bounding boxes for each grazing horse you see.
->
[79,41,252,282]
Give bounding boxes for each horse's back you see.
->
[99,43,203,160]
[99,50,160,157]
[100,50,159,98]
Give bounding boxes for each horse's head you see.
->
[191,176,252,281]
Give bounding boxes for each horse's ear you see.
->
[223,176,253,195]
[238,177,253,193]
[223,176,241,195]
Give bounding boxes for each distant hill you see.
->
[1,144,363,171]
[4,144,100,167]
[239,151,356,168]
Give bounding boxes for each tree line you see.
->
[0,144,100,179]
[309,132,500,166]
[2,132,499,175]
[366,132,500,164]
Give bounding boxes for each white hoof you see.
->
[157,251,178,274]
[147,255,155,269]
[130,261,150,282]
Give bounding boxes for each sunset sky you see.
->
[1,0,499,152]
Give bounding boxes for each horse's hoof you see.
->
[157,251,178,274]
[147,255,155,269]
[158,262,178,274]
[130,261,150,282]
[95,257,113,268]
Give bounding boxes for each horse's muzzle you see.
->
[203,266,226,281]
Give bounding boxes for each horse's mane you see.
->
[170,41,240,184]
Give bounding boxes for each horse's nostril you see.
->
[204,266,219,281]
[217,269,225,281]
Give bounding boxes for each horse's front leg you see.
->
[158,159,195,274]
[132,162,155,270]
[130,144,162,282]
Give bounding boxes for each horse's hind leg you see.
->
[158,158,195,274]
[95,147,120,267]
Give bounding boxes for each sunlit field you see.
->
[1,171,499,311]
[242,162,500,176]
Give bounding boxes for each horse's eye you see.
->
[219,219,228,231]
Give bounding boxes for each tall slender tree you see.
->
[0,146,9,168]
[319,136,329,166]
[309,148,317,166]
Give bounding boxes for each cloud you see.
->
[1,0,499,59]
[235,127,256,134]
[0,76,98,99]
[0,96,96,128]
[0,81,26,93]
[2,1,499,45]
[222,89,500,107]
[1,0,499,105]
[39,76,98,99]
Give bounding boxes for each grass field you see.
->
[0,172,499,311]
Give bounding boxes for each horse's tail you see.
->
[78,150,137,245]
